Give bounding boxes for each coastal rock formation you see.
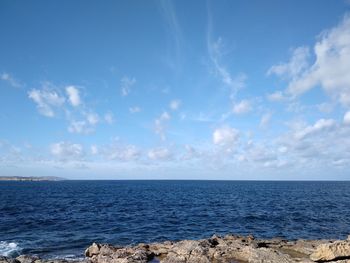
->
[84,243,150,263]
[0,256,20,263]
[4,235,350,263]
[83,234,335,263]
[310,240,350,262]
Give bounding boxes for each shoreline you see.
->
[2,234,350,263]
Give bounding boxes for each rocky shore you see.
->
[2,234,350,263]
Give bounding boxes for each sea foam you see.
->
[0,241,21,257]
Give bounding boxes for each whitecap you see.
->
[0,241,21,257]
[51,254,84,261]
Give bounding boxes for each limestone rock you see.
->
[310,240,350,262]
[10,233,350,263]
[0,256,20,263]
[15,255,41,263]
[85,243,101,257]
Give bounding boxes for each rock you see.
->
[0,256,20,263]
[16,255,39,263]
[85,243,101,257]
[241,246,295,263]
[285,240,324,256]
[11,234,350,263]
[13,255,86,263]
[148,242,172,256]
[161,240,210,263]
[310,240,350,262]
[85,244,150,263]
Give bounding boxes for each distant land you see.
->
[0,176,66,181]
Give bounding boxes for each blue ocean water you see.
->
[1,180,350,258]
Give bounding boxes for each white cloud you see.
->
[160,111,171,121]
[182,145,201,160]
[344,111,350,124]
[267,91,286,102]
[278,146,288,153]
[317,102,334,113]
[121,76,136,96]
[68,112,99,134]
[294,118,336,140]
[148,147,172,161]
[121,146,141,161]
[28,88,65,117]
[207,33,246,99]
[188,112,215,122]
[242,143,277,164]
[91,145,98,155]
[50,142,83,161]
[169,99,181,110]
[228,73,247,99]
[28,84,105,134]
[272,116,350,171]
[232,100,252,114]
[104,112,114,124]
[267,46,310,79]
[269,15,350,106]
[155,112,171,140]
[86,113,99,125]
[213,126,239,147]
[208,38,231,85]
[129,106,141,113]
[158,0,183,69]
[108,145,141,161]
[68,120,89,134]
[260,113,272,128]
[65,86,81,107]
[1,72,22,88]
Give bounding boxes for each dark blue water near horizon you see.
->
[1,180,350,259]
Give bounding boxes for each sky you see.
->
[1,0,350,180]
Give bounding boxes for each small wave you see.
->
[0,241,21,257]
[51,254,84,261]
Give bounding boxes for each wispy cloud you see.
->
[154,111,171,141]
[260,112,272,128]
[129,106,141,113]
[206,4,246,100]
[185,112,217,122]
[104,112,115,124]
[294,118,336,140]
[232,100,252,114]
[267,46,310,79]
[86,112,99,125]
[169,99,181,111]
[267,91,286,102]
[0,72,22,88]
[158,0,183,70]
[120,76,136,96]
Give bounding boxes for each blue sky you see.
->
[1,0,350,179]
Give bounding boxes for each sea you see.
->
[1,180,350,259]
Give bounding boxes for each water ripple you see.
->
[1,180,350,258]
